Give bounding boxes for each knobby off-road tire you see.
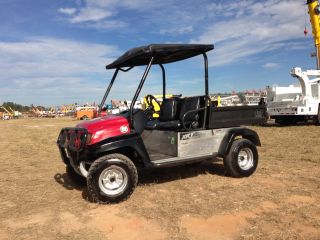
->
[223,139,258,178]
[66,165,87,186]
[87,154,138,204]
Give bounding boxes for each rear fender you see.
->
[218,128,261,157]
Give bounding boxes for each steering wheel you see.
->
[144,94,161,120]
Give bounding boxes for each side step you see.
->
[150,153,218,168]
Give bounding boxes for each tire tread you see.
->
[87,154,138,204]
[223,138,258,178]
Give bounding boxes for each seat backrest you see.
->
[178,97,200,124]
[132,109,147,134]
[159,98,178,122]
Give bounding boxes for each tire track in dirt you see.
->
[180,195,319,240]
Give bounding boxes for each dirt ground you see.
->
[0,118,319,240]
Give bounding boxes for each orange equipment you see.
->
[76,107,98,120]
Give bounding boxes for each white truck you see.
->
[267,67,320,124]
[267,0,320,125]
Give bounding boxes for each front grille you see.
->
[57,128,88,151]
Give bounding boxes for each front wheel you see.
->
[87,154,138,203]
[223,139,258,178]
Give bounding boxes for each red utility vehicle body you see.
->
[77,115,130,145]
[100,111,107,117]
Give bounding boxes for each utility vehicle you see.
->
[57,44,266,203]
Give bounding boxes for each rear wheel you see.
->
[87,154,138,203]
[223,139,258,178]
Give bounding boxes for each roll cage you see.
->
[98,44,214,128]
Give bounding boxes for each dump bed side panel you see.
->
[208,105,267,128]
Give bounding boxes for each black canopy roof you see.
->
[106,44,214,69]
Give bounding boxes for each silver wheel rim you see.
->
[98,164,128,196]
[237,148,254,170]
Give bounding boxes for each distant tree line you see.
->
[1,102,31,112]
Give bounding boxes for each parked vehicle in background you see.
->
[267,0,320,125]
[267,68,320,124]
[0,106,13,120]
[75,106,98,120]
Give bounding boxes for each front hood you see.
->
[77,115,130,144]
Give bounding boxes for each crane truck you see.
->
[267,0,320,125]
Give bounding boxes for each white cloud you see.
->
[193,0,308,66]
[263,62,279,69]
[0,38,118,77]
[84,0,161,11]
[58,0,198,32]
[0,38,171,105]
[79,20,127,30]
[57,0,310,64]
[58,8,77,15]
[11,0,310,106]
[160,26,193,35]
[70,7,113,23]
[0,38,120,105]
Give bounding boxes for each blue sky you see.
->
[0,0,316,106]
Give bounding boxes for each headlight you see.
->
[86,133,92,144]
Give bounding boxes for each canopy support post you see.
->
[130,57,154,127]
[203,53,210,129]
[98,68,119,116]
[159,64,166,100]
[203,53,209,96]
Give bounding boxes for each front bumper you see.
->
[57,128,90,176]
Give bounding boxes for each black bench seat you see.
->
[145,96,201,130]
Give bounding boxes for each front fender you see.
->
[87,133,151,167]
[218,128,261,157]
